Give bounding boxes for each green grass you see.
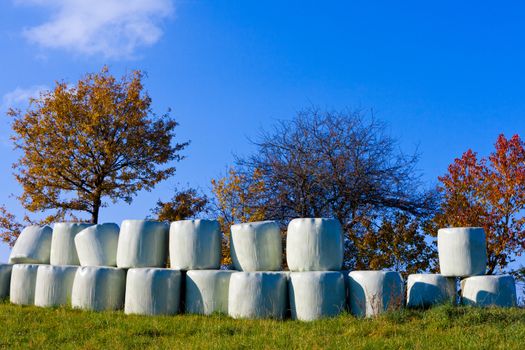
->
[1,301,524,349]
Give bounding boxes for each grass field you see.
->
[1,301,524,349]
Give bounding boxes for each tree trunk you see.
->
[91,193,102,224]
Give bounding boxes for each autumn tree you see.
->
[6,67,188,230]
[431,134,525,274]
[152,187,209,222]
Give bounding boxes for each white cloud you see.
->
[1,85,49,110]
[17,0,174,59]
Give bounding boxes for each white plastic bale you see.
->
[125,268,181,315]
[169,220,221,270]
[230,221,282,272]
[461,275,517,307]
[348,271,404,317]
[116,220,169,268]
[71,266,126,311]
[34,265,78,307]
[289,271,345,321]
[286,218,343,272]
[10,264,40,305]
[75,223,120,267]
[50,222,93,266]
[228,272,288,319]
[0,264,13,299]
[406,274,456,308]
[185,270,235,315]
[438,227,487,277]
[9,226,52,264]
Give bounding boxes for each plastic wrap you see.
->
[286,218,343,272]
[50,222,93,266]
[289,271,345,321]
[9,226,52,264]
[230,221,282,272]
[185,270,235,315]
[347,271,404,317]
[124,268,181,315]
[116,220,169,268]
[75,223,120,267]
[71,266,126,311]
[0,264,13,299]
[10,264,40,305]
[228,272,288,319]
[406,274,456,308]
[438,227,487,277]
[34,265,78,307]
[461,275,517,307]
[169,220,221,270]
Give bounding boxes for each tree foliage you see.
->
[152,187,209,222]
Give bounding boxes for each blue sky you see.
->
[1,1,524,263]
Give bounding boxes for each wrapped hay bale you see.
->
[461,275,517,307]
[289,271,345,321]
[185,270,235,315]
[348,271,404,317]
[71,266,126,311]
[170,220,221,270]
[286,218,343,272]
[228,272,287,319]
[35,265,78,307]
[116,220,169,268]
[230,221,282,271]
[125,268,181,315]
[406,274,456,308]
[50,222,93,266]
[75,223,120,267]
[438,227,487,277]
[0,264,13,299]
[9,226,52,264]
[10,264,40,305]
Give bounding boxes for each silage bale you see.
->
[230,221,282,272]
[34,265,78,307]
[124,268,181,315]
[0,264,13,299]
[438,227,487,277]
[289,271,346,321]
[286,218,343,272]
[50,222,93,266]
[228,272,288,319]
[116,220,169,268]
[461,275,517,307]
[9,226,52,264]
[75,223,120,267]
[71,266,126,311]
[347,271,404,317]
[169,219,221,270]
[185,270,235,315]
[406,274,456,308]
[10,264,40,305]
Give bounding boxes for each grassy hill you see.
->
[1,301,524,349]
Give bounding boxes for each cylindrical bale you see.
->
[347,271,404,317]
[230,221,282,272]
[185,270,235,315]
[9,226,52,264]
[0,264,13,299]
[438,227,487,277]
[116,220,169,268]
[170,220,221,270]
[286,218,343,272]
[228,272,288,319]
[125,268,181,315]
[50,222,93,266]
[75,223,120,267]
[289,271,346,321]
[461,275,517,307]
[71,266,126,311]
[35,265,78,307]
[406,274,456,308]
[10,264,40,305]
